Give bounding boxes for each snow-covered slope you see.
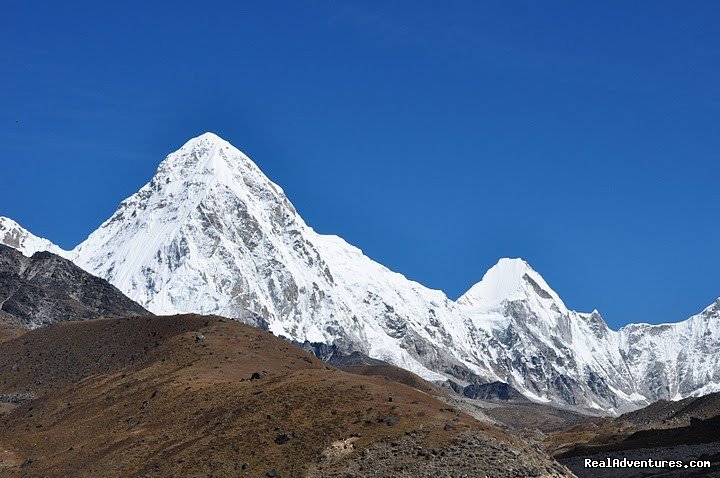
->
[455,259,720,412]
[4,133,719,414]
[618,299,720,403]
[456,259,650,411]
[0,216,69,258]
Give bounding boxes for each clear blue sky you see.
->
[2,1,719,328]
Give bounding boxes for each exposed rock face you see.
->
[0,244,148,328]
[463,381,525,401]
[1,133,718,414]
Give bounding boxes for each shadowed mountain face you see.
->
[0,315,569,477]
[0,244,148,329]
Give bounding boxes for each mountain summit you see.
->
[458,258,566,312]
[2,132,719,414]
[72,131,300,318]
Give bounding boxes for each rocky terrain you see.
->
[2,133,719,414]
[0,314,569,477]
[546,393,720,477]
[454,394,590,438]
[0,244,147,329]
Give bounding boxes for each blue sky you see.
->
[2,1,719,328]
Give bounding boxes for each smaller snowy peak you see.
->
[457,258,566,311]
[0,216,68,258]
[577,309,613,337]
[678,298,720,328]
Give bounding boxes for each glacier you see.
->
[2,132,718,414]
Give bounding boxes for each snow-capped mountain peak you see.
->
[70,132,458,381]
[71,132,303,316]
[458,258,567,313]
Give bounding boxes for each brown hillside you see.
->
[337,363,446,397]
[0,315,568,477]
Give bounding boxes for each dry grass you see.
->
[0,315,504,477]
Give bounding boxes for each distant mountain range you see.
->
[2,132,718,414]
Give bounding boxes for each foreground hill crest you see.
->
[2,132,719,414]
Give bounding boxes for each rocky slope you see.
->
[0,244,147,328]
[547,393,720,477]
[2,132,718,414]
[0,315,568,477]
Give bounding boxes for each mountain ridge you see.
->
[2,132,718,414]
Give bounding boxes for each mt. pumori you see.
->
[2,132,718,414]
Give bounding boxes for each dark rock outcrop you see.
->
[463,381,526,401]
[0,244,148,328]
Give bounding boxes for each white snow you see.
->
[0,217,70,258]
[689,382,720,397]
[458,258,567,312]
